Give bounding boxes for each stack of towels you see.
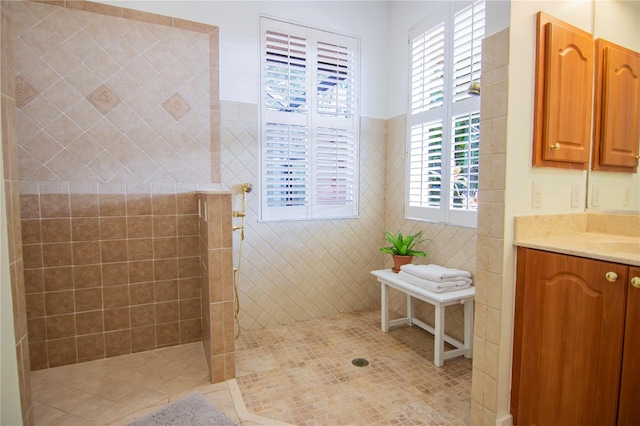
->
[398,264,473,293]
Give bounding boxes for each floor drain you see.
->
[351,358,369,367]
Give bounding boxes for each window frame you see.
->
[259,16,360,222]
[405,1,484,228]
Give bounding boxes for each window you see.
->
[406,1,484,227]
[260,17,359,221]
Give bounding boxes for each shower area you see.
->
[2,1,236,414]
[3,1,478,425]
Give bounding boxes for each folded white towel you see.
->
[398,271,472,293]
[400,264,472,282]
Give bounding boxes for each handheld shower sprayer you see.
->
[232,182,252,339]
[233,182,252,221]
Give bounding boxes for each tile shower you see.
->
[3,0,230,386]
[2,1,481,423]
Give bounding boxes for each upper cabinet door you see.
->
[533,13,594,170]
[592,39,640,173]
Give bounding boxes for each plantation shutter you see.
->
[450,112,480,210]
[452,1,485,103]
[409,120,444,210]
[411,22,445,114]
[260,17,359,221]
[314,35,357,218]
[406,1,483,227]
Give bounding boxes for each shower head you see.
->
[241,183,253,193]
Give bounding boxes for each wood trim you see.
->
[532,12,592,170]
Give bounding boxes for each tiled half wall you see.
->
[198,192,234,383]
[21,183,203,369]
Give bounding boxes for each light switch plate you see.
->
[592,184,600,208]
[623,186,631,206]
[571,183,581,208]
[532,182,542,208]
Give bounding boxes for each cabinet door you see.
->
[592,39,640,172]
[533,13,594,170]
[542,23,593,164]
[517,249,627,426]
[618,266,640,425]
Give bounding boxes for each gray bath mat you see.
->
[127,393,236,426]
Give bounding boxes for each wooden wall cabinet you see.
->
[533,12,594,170]
[592,39,640,173]
[511,247,640,425]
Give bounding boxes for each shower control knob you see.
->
[605,271,618,282]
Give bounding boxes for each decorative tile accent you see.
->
[87,84,120,114]
[15,75,38,108]
[162,93,191,120]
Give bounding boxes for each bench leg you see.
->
[406,294,413,326]
[434,304,445,367]
[464,299,474,358]
[381,282,389,332]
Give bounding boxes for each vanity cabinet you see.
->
[511,248,639,425]
[532,12,593,170]
[592,39,640,173]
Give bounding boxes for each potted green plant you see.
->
[380,230,427,273]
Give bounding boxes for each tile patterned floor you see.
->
[31,309,471,425]
[29,343,273,426]
[235,309,472,425]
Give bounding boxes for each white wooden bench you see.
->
[371,269,475,367]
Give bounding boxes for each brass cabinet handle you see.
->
[551,143,561,150]
[605,271,618,282]
[631,277,640,289]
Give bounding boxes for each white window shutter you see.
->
[406,1,483,227]
[260,17,359,221]
[264,122,309,208]
[450,112,480,210]
[408,120,444,208]
[411,22,445,114]
[264,29,308,114]
[452,1,485,103]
